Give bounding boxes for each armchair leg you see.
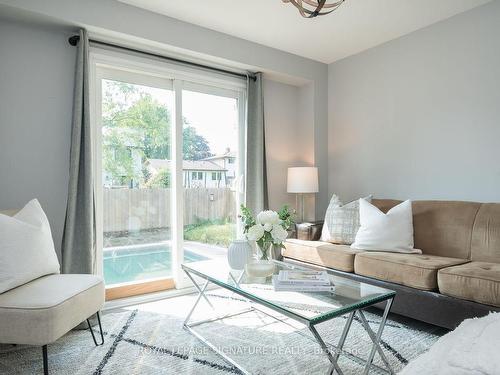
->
[42,345,48,375]
[86,311,104,346]
[39,313,103,374]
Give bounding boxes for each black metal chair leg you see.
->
[86,311,104,346]
[42,345,48,375]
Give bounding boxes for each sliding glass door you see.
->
[92,53,246,300]
[96,68,175,299]
[181,85,243,265]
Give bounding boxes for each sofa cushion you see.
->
[371,199,481,259]
[0,274,104,345]
[471,203,500,263]
[354,252,468,291]
[438,262,500,307]
[283,239,364,272]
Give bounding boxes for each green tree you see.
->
[183,125,212,160]
[102,128,141,186]
[102,81,212,187]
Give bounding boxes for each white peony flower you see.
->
[263,223,273,232]
[256,210,280,226]
[271,224,288,244]
[246,224,265,241]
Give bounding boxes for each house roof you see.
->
[148,159,226,172]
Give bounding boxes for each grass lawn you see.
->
[184,220,236,247]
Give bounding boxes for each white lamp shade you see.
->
[287,167,319,193]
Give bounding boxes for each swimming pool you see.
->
[103,243,207,285]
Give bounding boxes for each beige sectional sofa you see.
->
[283,199,500,329]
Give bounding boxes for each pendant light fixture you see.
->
[282,0,345,18]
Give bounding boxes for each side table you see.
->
[295,220,324,241]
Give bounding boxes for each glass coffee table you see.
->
[182,259,396,375]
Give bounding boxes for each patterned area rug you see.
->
[0,290,446,374]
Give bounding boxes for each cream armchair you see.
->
[0,210,105,374]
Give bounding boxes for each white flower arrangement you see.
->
[240,205,294,260]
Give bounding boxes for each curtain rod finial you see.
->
[68,35,80,46]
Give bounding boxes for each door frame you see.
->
[92,62,175,300]
[90,47,247,299]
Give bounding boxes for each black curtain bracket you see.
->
[68,35,80,46]
[68,35,256,81]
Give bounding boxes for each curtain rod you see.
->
[68,35,256,81]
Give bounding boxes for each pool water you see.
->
[103,243,207,285]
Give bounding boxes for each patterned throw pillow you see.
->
[320,194,372,245]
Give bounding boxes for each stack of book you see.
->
[272,270,335,292]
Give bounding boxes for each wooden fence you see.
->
[103,188,236,233]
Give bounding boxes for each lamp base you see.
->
[295,193,305,223]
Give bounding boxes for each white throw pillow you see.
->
[0,199,60,293]
[320,194,372,245]
[351,199,421,254]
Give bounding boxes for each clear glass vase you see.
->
[257,241,273,261]
[244,241,275,280]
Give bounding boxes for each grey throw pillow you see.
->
[320,194,372,245]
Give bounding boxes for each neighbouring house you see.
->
[202,148,237,188]
[102,127,144,189]
[147,159,228,188]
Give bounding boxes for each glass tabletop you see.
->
[182,259,395,325]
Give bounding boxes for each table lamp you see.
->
[287,167,318,223]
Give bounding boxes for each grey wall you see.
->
[328,0,500,203]
[264,79,300,212]
[0,19,75,258]
[264,79,316,220]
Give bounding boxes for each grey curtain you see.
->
[62,29,95,274]
[246,72,269,214]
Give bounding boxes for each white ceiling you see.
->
[118,0,491,64]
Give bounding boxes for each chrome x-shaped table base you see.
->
[182,268,395,375]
